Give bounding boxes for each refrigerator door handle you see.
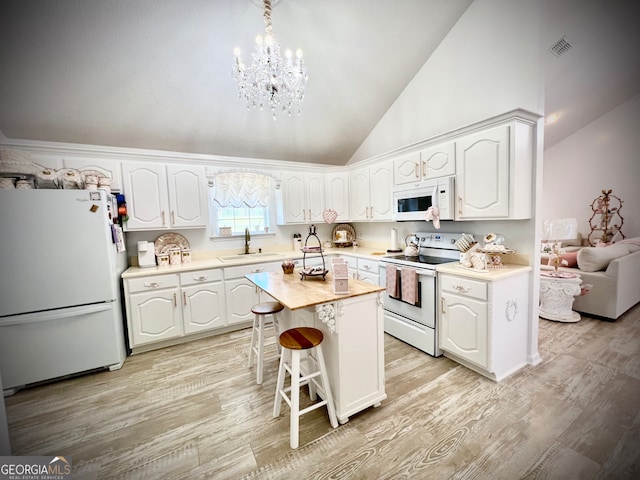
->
[0,303,113,327]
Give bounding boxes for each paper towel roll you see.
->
[391,228,398,250]
[36,168,58,189]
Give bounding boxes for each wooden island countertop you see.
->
[244,270,384,311]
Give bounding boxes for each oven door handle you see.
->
[416,270,436,278]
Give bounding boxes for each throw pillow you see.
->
[562,251,579,267]
[577,244,630,272]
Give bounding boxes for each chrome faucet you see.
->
[244,227,250,254]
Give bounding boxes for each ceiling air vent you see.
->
[549,36,572,57]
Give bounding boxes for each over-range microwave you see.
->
[392,176,455,222]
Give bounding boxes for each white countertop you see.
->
[122,246,389,279]
[436,262,531,281]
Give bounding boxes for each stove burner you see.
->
[385,254,458,265]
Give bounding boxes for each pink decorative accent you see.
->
[386,264,399,298]
[425,206,440,229]
[401,268,418,305]
[547,251,578,268]
[322,208,338,224]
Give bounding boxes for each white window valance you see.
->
[212,172,271,208]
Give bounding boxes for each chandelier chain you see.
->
[263,0,273,37]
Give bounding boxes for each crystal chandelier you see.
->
[232,0,308,119]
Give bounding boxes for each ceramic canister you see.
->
[157,253,169,266]
[98,176,111,193]
[0,178,16,189]
[181,249,192,263]
[84,175,99,190]
[15,179,34,189]
[169,248,182,265]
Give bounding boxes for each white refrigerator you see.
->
[0,189,128,395]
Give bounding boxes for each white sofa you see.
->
[540,241,640,321]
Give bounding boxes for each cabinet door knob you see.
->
[457,197,462,214]
[362,264,370,270]
[253,267,263,273]
[144,281,161,288]
[414,163,420,179]
[172,210,175,225]
[441,298,446,313]
[183,291,187,306]
[422,160,426,177]
[194,275,208,281]
[161,211,166,226]
[173,292,177,306]
[453,284,470,294]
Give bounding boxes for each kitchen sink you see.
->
[217,252,284,263]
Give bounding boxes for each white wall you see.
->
[348,0,544,164]
[343,0,545,366]
[542,94,640,242]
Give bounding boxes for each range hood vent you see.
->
[549,36,572,57]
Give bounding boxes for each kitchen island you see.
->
[245,271,386,424]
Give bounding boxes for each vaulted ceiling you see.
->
[1,1,639,165]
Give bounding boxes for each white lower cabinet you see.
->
[356,258,380,285]
[340,255,380,285]
[438,269,530,381]
[125,269,225,351]
[223,262,282,325]
[125,274,184,347]
[280,291,386,424]
[180,270,226,334]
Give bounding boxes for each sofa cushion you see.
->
[577,244,630,272]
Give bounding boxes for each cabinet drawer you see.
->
[180,269,223,286]
[358,258,379,273]
[440,275,487,300]
[223,261,282,279]
[127,274,179,293]
[339,255,357,269]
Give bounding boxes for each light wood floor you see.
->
[5,304,640,479]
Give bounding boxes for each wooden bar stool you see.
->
[273,327,338,449]
[248,301,284,385]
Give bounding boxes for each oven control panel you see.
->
[415,232,462,251]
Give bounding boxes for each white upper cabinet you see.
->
[420,141,456,180]
[122,161,208,230]
[324,172,350,222]
[166,164,209,228]
[393,151,421,188]
[350,160,393,221]
[277,172,324,224]
[455,119,533,220]
[393,141,455,189]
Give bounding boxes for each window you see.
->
[216,205,269,234]
[210,171,272,235]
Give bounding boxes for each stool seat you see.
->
[278,327,323,351]
[251,302,284,316]
[274,327,338,449]
[248,302,283,385]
